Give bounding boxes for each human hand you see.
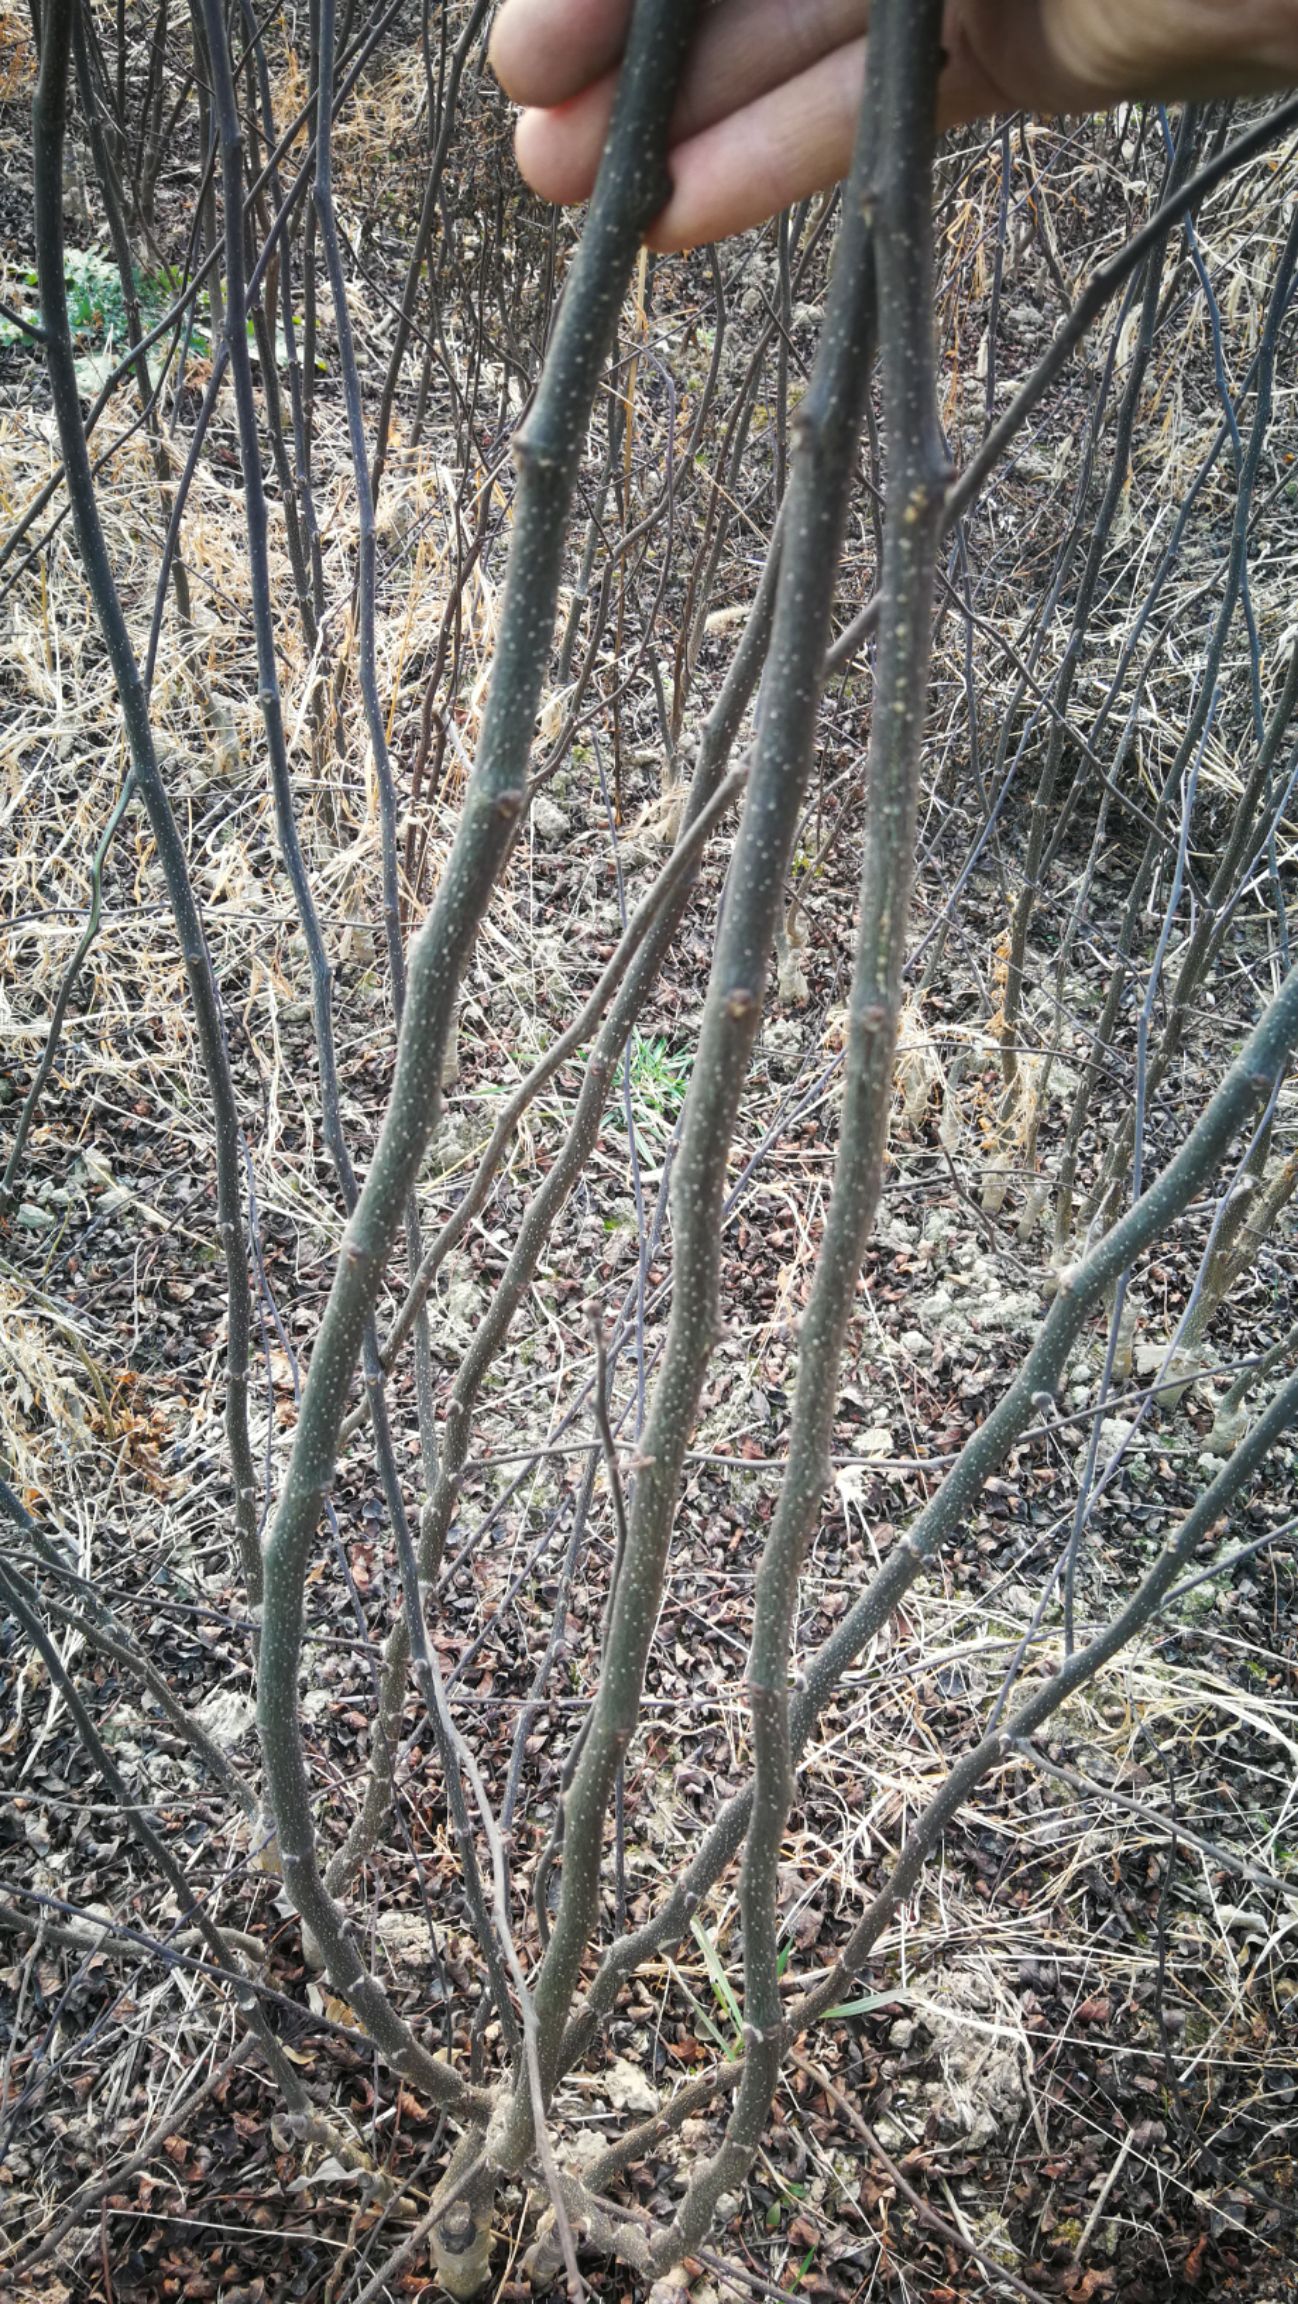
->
[489,0,1298,249]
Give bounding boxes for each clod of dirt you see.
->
[195,1687,255,1750]
[917,1962,1029,2151]
[531,795,570,843]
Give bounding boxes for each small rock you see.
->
[16,1202,54,1230]
[647,2276,691,2304]
[870,2114,908,2150]
[426,1112,480,1178]
[562,2129,607,2174]
[195,1687,255,1749]
[531,795,570,843]
[1075,1415,1138,1475]
[64,1901,115,1947]
[375,1910,436,1967]
[603,2054,657,2114]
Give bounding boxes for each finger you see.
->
[490,0,629,108]
[642,22,1053,251]
[658,0,868,139]
[646,40,867,250]
[514,75,616,210]
[508,0,870,215]
[1041,0,1298,102]
[498,0,871,136]
[506,0,1150,251]
[512,40,867,238]
[512,26,1010,251]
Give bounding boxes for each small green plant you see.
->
[60,249,177,348]
[467,1028,690,1147]
[690,1914,744,2053]
[0,251,308,380]
[621,1031,692,1129]
[685,1923,801,2060]
[1,251,190,388]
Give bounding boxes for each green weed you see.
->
[619,1031,692,1130]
